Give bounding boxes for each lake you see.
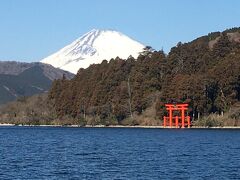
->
[0,127,239,179]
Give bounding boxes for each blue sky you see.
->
[0,0,239,62]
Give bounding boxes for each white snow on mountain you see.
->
[41,29,145,74]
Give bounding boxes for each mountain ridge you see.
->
[0,61,74,104]
[0,61,74,80]
[41,29,145,74]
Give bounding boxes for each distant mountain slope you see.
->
[0,61,74,80]
[41,29,145,74]
[0,62,74,104]
[0,61,31,75]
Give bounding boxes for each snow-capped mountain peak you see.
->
[41,29,145,74]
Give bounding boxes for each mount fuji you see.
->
[41,29,145,74]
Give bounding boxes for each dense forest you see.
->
[46,28,240,126]
[1,27,240,126]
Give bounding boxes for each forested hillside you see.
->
[47,28,240,126]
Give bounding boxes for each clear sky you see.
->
[0,0,239,62]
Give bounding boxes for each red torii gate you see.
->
[163,104,191,128]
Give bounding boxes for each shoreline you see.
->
[0,123,240,129]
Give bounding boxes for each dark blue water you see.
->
[0,127,240,179]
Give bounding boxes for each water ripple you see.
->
[0,127,239,179]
